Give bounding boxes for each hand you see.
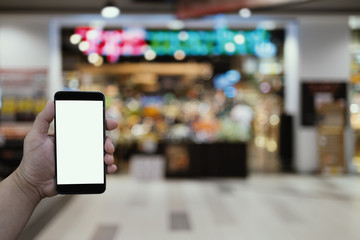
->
[14,100,118,201]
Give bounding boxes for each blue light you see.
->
[224,86,237,98]
[226,70,241,84]
[214,70,241,90]
[214,74,229,89]
[255,41,277,58]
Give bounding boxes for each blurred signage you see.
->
[72,27,276,64]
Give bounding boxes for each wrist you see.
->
[11,169,42,208]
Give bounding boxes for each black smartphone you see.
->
[54,91,106,194]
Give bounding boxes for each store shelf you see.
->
[0,122,30,178]
[0,122,32,140]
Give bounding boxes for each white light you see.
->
[131,124,144,137]
[349,16,360,30]
[198,103,210,115]
[234,34,245,44]
[70,34,82,45]
[144,49,156,61]
[86,29,99,40]
[89,20,106,29]
[350,103,360,113]
[259,62,283,75]
[174,50,186,61]
[127,99,140,111]
[258,21,277,30]
[167,20,185,30]
[68,78,79,89]
[101,5,120,18]
[79,41,90,52]
[243,57,257,75]
[178,31,189,41]
[225,42,236,53]
[239,8,251,18]
[88,53,100,64]
[255,136,266,148]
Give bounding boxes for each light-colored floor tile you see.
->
[35,174,360,240]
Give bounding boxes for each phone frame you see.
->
[54,91,106,194]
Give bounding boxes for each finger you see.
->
[32,101,54,135]
[104,153,114,166]
[104,137,115,154]
[106,119,118,131]
[106,164,117,174]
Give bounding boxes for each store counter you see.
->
[164,142,248,178]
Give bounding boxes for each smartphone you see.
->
[54,91,106,194]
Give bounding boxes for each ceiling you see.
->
[0,0,360,16]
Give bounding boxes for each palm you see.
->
[20,131,57,198]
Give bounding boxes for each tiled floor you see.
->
[33,174,360,240]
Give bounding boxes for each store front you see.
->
[349,16,360,173]
[1,10,360,240]
[48,14,294,177]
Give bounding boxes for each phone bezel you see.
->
[54,91,106,194]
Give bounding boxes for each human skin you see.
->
[0,101,118,240]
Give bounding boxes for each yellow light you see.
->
[269,115,280,126]
[144,49,156,61]
[267,140,278,152]
[70,34,82,45]
[94,56,104,67]
[255,136,266,148]
[79,41,90,52]
[88,52,100,64]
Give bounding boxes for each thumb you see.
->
[31,100,54,135]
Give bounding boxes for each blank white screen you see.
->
[56,100,104,184]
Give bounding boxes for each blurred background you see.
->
[2,0,360,239]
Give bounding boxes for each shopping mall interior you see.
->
[2,0,360,239]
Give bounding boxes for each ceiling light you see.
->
[101,1,120,18]
[258,21,277,30]
[239,8,251,18]
[167,20,185,30]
